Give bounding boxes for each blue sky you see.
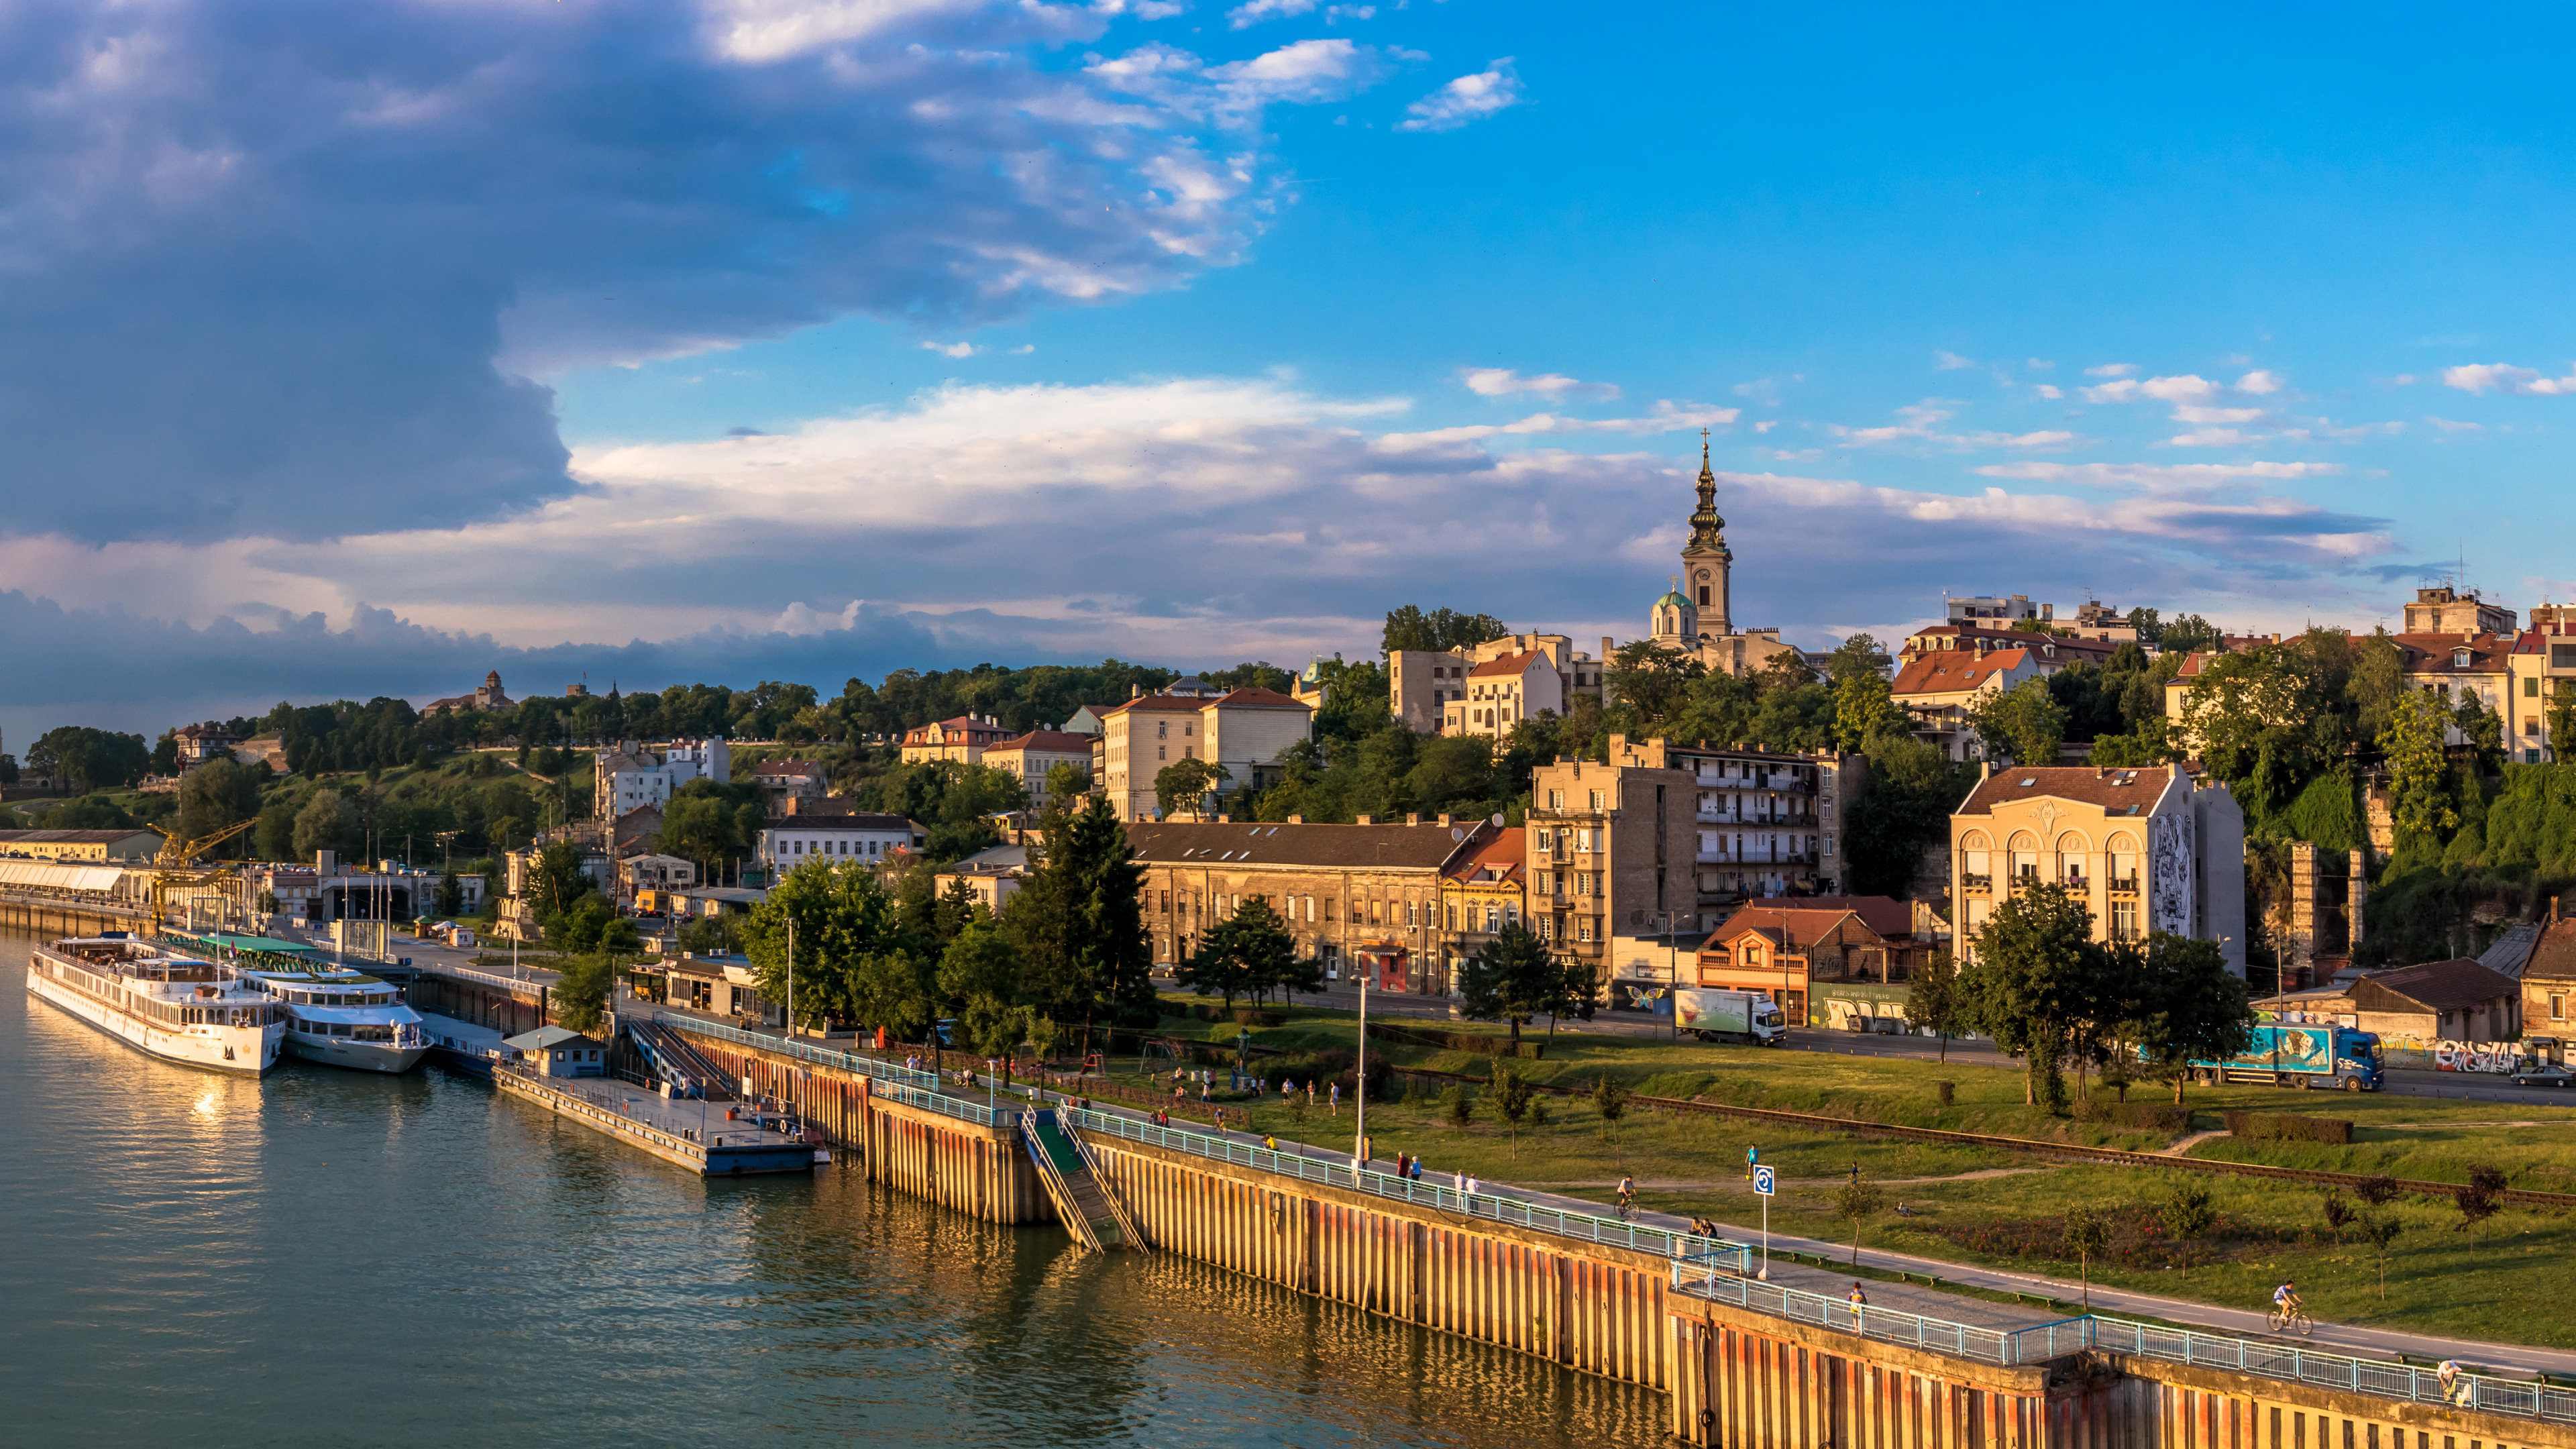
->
[4,1,2574,741]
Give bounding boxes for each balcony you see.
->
[1960,873,1992,893]
[2107,875,2140,897]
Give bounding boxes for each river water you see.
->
[0,928,1660,1448]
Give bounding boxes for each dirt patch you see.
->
[1929,1202,2336,1273]
[2161,1129,2232,1155]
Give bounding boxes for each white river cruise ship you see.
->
[26,934,284,1075]
[238,965,430,1073]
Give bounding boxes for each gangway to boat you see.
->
[1022,1108,1144,1251]
[625,1018,737,1101]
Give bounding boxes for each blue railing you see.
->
[656,1014,1020,1127]
[1668,1263,2576,1421]
[1062,1104,1752,1271]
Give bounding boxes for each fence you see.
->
[1666,1262,2576,1422]
[1062,1103,1752,1270]
[657,1014,1020,1128]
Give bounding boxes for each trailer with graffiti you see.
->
[2188,1023,2383,1092]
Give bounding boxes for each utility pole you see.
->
[1353,969,1369,1171]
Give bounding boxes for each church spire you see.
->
[1688,429,1727,549]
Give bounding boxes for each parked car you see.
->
[2513,1063,2576,1089]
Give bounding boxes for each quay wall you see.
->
[673,1028,2576,1449]
[0,896,146,938]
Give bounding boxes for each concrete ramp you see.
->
[1023,1110,1141,1251]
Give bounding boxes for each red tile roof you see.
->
[1706,905,1878,951]
[1891,648,2035,697]
[1444,826,1525,885]
[988,730,1096,754]
[1468,650,1549,680]
[2389,632,2512,675]
[1777,895,1914,938]
[1955,764,2182,817]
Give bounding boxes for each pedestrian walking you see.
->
[1409,1157,1423,1182]
[1330,1081,1341,1116]
[1847,1282,1868,1330]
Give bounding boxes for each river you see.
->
[0,928,1660,1447]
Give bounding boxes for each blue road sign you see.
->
[1753,1165,1776,1197]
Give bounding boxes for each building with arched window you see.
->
[1949,761,2245,977]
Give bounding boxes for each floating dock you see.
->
[492,1064,818,1177]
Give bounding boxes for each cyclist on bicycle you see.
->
[1615,1175,1638,1216]
[2272,1280,2302,1321]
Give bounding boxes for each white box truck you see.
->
[1674,987,1788,1046]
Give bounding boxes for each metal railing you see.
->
[1667,1261,2576,1421]
[1063,1105,1752,1271]
[656,1014,1021,1128]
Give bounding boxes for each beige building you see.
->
[1525,751,1697,986]
[2402,583,2516,635]
[899,714,1014,765]
[936,843,1030,916]
[981,729,1096,810]
[2510,618,2576,763]
[1437,826,1525,996]
[1892,647,2047,761]
[1128,817,1496,992]
[1442,649,1561,738]
[0,828,161,862]
[1099,687,1313,821]
[1951,762,2246,976]
[1390,632,1604,735]
[1899,625,2114,670]
[1602,734,1862,924]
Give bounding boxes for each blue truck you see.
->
[2189,1022,2383,1092]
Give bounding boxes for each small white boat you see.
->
[27,934,284,1075]
[239,965,431,1074]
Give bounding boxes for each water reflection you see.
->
[0,928,1658,1447]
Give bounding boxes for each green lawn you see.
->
[1126,996,2576,1349]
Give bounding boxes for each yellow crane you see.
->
[147,819,258,932]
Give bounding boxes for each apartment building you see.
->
[1099,686,1313,821]
[1390,632,1605,735]
[2508,614,2576,763]
[1437,826,1525,996]
[1525,753,1697,987]
[1891,647,2048,761]
[594,737,729,819]
[1126,816,1497,992]
[1950,761,2246,977]
[2402,584,2516,636]
[982,729,1096,808]
[898,714,1014,765]
[1603,734,1862,922]
[755,806,925,868]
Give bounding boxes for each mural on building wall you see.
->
[2148,810,2194,936]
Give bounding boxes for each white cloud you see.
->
[2426,416,2482,433]
[1458,367,1617,399]
[2084,363,2137,378]
[1385,400,1736,445]
[1227,0,1316,24]
[1397,58,1522,132]
[2033,384,2063,400]
[701,0,1000,65]
[1933,350,1976,370]
[2444,362,2576,396]
[1978,460,2343,492]
[922,340,979,358]
[2171,405,2266,425]
[1829,402,2081,451]
[1206,38,1391,106]
[2236,369,2283,394]
[2165,428,2261,448]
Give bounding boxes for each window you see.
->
[1157,720,1167,738]
[2111,898,2139,942]
[1546,790,1563,810]
[1588,790,1605,810]
[1538,916,1553,941]
[1576,919,1595,943]
[2555,643,2576,669]
[2530,716,2543,737]
[2530,678,2543,697]
[1158,745,1167,761]
[2554,994,2565,1020]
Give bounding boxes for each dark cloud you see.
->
[0,0,1272,543]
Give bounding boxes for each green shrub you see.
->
[2220,1110,2353,1144]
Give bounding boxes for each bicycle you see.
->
[2267,1303,2313,1336]
[1614,1195,1638,1222]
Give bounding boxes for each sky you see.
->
[5,1,2576,743]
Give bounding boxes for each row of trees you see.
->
[1910,883,2254,1112]
[738,792,1154,1057]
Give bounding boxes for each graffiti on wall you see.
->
[2432,1041,2521,1074]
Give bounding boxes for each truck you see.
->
[1674,987,1788,1046]
[2188,1022,2382,1092]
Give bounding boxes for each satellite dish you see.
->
[1450,827,1464,842]
[1490,813,1503,827]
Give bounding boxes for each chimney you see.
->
[1131,684,1142,698]
[2557,896,2564,924]
[1287,814,1304,824]
[1601,636,1613,665]
[1437,813,1454,828]
[1355,814,1374,826]
[1407,813,1421,826]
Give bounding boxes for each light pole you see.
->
[786,915,796,1040]
[1353,968,1369,1171]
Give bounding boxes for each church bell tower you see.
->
[1682,431,1732,636]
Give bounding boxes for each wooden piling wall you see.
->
[1079,1132,1674,1391]
[0,898,146,938]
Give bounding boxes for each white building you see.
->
[756,810,926,868]
[1099,686,1314,821]
[592,737,729,819]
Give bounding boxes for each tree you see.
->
[2161,613,2223,654]
[1383,604,1507,655]
[745,858,906,1030]
[2160,1181,2215,1281]
[1605,639,1707,725]
[1183,897,1294,1010]
[176,759,262,849]
[938,912,1030,1059]
[1458,924,1561,1046]
[2455,1163,2506,1230]
[526,842,594,919]
[1964,883,2100,1112]
[1042,761,1093,804]
[2061,1204,2111,1307]
[1831,668,1904,753]
[1971,678,2068,766]
[1591,1072,1630,1140]
[2381,688,2461,843]
[1490,1065,1536,1155]
[851,947,939,1042]
[1008,791,1153,1053]
[292,790,359,861]
[2356,1212,2404,1301]
[435,872,464,918]
[2551,680,2576,761]
[1154,755,1233,820]
[552,951,616,1034]
[2135,932,2254,1103]
[1904,949,1969,1063]
[1845,732,1973,898]
[2320,1189,2356,1243]
[1835,1178,1888,1267]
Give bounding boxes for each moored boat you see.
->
[26,934,284,1075]
[237,965,431,1073]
